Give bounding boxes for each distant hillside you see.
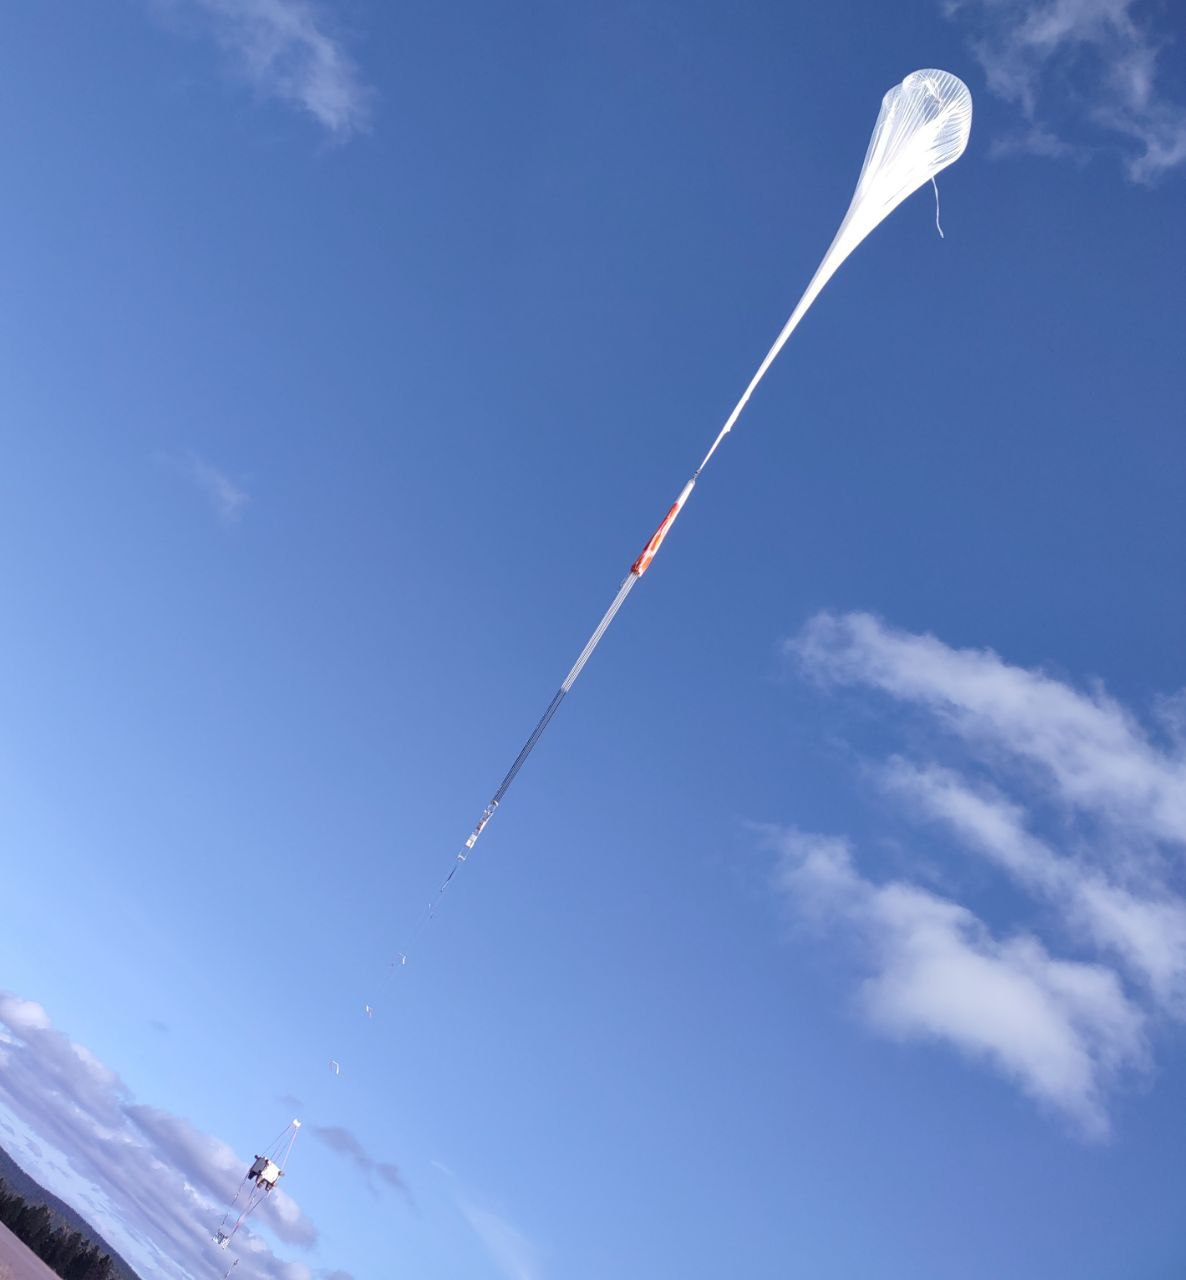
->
[0,1145,142,1280]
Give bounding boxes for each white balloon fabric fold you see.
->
[420,69,973,924]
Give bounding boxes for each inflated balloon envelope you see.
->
[706,69,974,472]
[414,70,973,925]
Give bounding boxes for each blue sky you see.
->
[0,2,1183,1278]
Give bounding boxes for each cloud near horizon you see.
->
[773,611,1186,1137]
[944,0,1186,180]
[0,992,324,1280]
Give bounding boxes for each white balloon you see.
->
[695,69,973,474]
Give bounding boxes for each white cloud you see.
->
[988,122,1088,161]
[775,611,1186,1134]
[0,995,51,1033]
[881,759,1186,1007]
[170,450,249,524]
[156,0,372,136]
[793,612,1186,847]
[0,991,324,1280]
[772,829,1146,1137]
[944,0,1186,179]
[432,1164,541,1280]
[459,1201,541,1280]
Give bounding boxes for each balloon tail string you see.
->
[931,176,944,239]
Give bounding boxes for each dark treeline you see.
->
[0,1178,115,1280]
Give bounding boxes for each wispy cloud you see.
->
[794,611,1186,846]
[774,611,1186,1135]
[156,0,372,137]
[169,450,249,524]
[0,991,325,1280]
[989,122,1089,162]
[944,0,1186,180]
[770,828,1145,1137]
[309,1125,409,1201]
[458,1201,541,1280]
[431,1164,541,1280]
[880,758,1186,1008]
